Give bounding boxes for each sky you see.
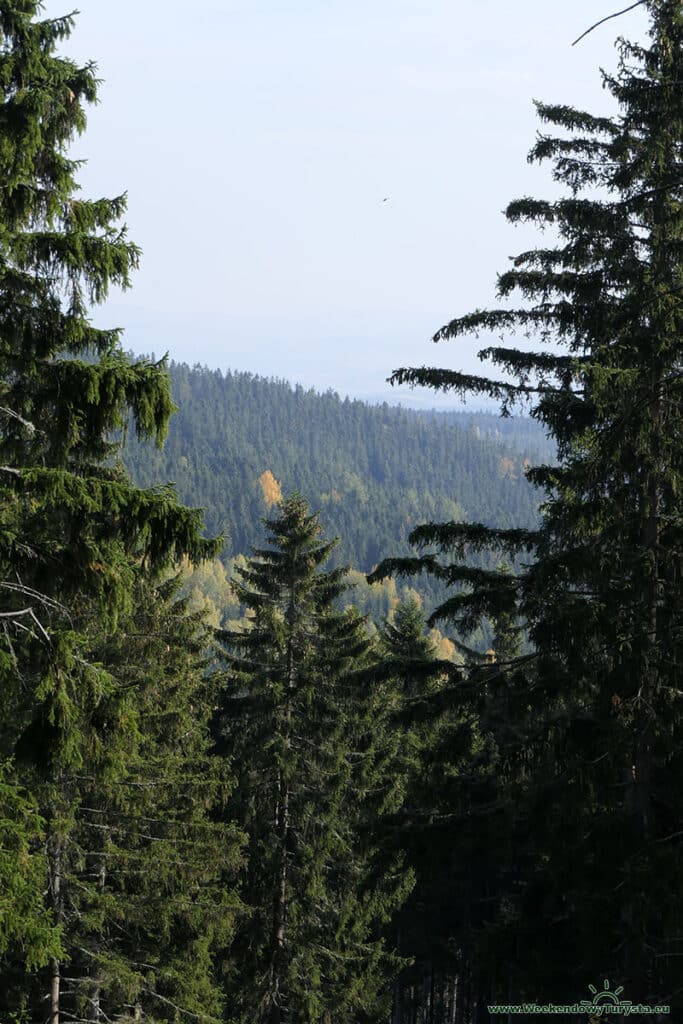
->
[42,0,649,407]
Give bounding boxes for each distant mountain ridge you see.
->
[122,364,551,579]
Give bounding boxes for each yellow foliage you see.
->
[186,585,221,630]
[258,469,283,508]
[498,456,517,480]
[178,556,241,629]
[428,628,464,665]
[401,586,423,609]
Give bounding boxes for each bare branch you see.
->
[0,556,75,670]
[142,988,223,1023]
[0,404,36,433]
[572,0,647,46]
[0,604,51,644]
[2,580,67,614]
[0,579,69,648]
[0,606,35,619]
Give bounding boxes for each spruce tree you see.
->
[0,573,242,1022]
[380,597,437,665]
[376,598,450,1024]
[217,494,410,1024]
[0,1,223,1012]
[373,0,683,1009]
[0,1,214,643]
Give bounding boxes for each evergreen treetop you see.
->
[372,0,683,1006]
[218,494,411,1023]
[0,0,221,994]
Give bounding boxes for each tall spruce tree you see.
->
[377,598,452,1024]
[377,596,524,1024]
[373,0,683,1010]
[0,573,242,1023]
[217,494,410,1024]
[0,2,226,1015]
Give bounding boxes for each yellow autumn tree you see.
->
[178,555,242,629]
[258,469,283,508]
[428,628,463,665]
[498,456,517,480]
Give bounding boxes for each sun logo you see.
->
[589,980,624,1004]
[579,979,632,1016]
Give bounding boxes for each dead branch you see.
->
[142,988,223,1023]
[572,0,647,46]
[0,404,36,433]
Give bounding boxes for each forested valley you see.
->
[122,363,551,639]
[1,2,682,1024]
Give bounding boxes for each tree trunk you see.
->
[392,928,402,1024]
[49,957,60,1024]
[90,859,107,1021]
[48,830,62,1024]
[452,971,460,1024]
[428,963,435,1024]
[270,769,289,1024]
[269,583,297,1023]
[465,967,472,1024]
[624,360,662,997]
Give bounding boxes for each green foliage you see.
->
[217,495,411,1023]
[380,596,437,664]
[0,765,60,970]
[121,364,547,603]
[178,554,243,629]
[0,1,224,1009]
[374,598,464,1019]
[374,0,683,1014]
[0,574,242,1022]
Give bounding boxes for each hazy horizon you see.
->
[45,0,648,407]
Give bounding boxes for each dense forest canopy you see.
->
[1,1,681,1022]
[120,363,551,632]
[122,362,549,555]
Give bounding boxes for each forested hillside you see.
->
[421,407,557,452]
[122,362,550,572]
[5,3,680,1022]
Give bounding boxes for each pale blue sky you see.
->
[44,0,648,405]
